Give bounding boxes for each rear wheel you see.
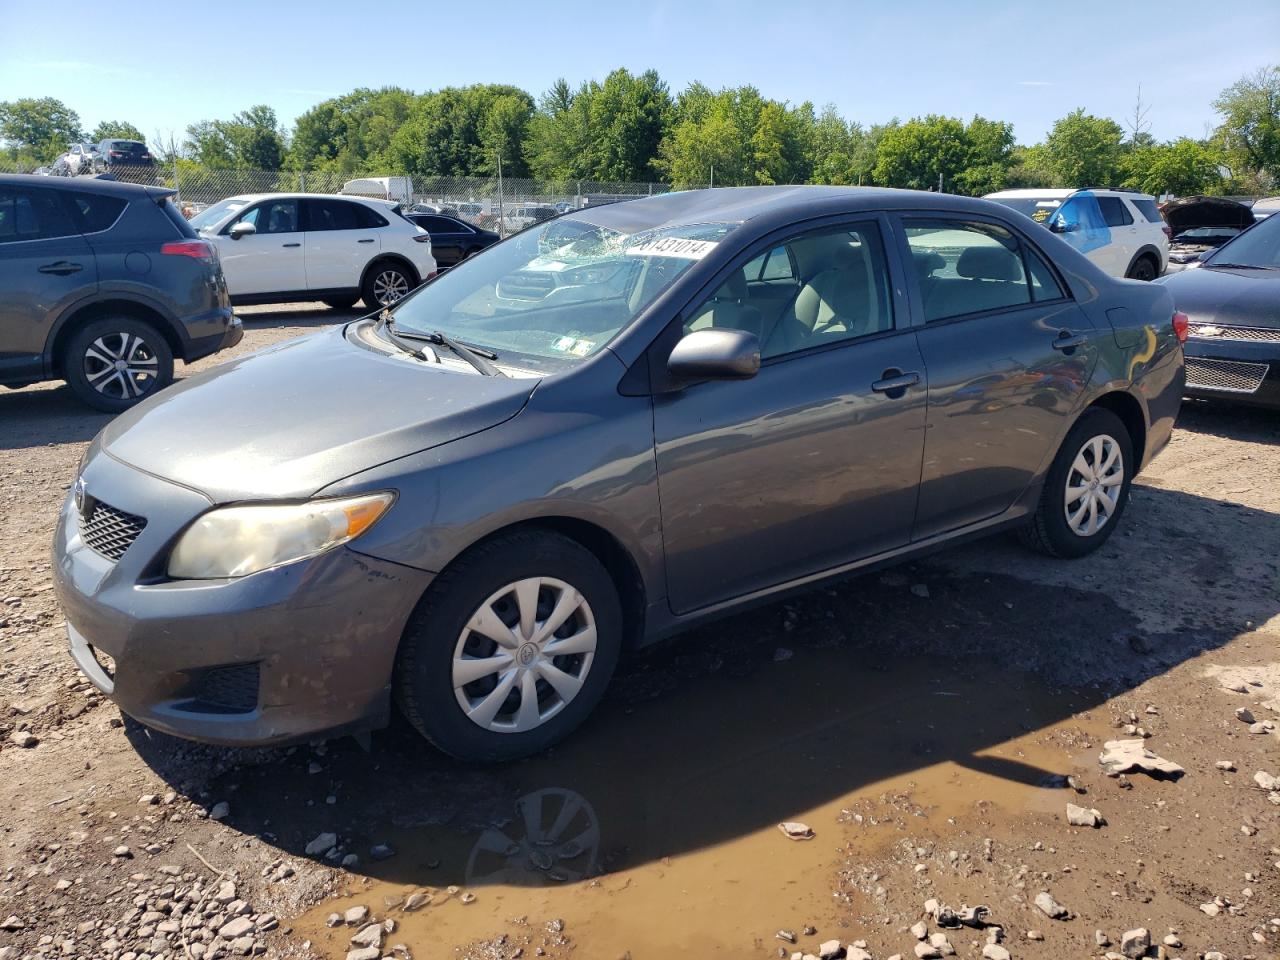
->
[63,317,174,412]
[1126,256,1158,281]
[361,261,415,309]
[395,530,622,762]
[1019,408,1134,558]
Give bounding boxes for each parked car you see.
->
[187,193,437,309]
[52,186,1184,760]
[1249,196,1280,220]
[403,212,499,268]
[56,142,100,177]
[984,188,1169,280]
[1159,209,1280,409]
[0,174,240,411]
[94,140,156,182]
[1161,196,1256,272]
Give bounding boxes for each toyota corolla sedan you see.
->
[53,187,1186,762]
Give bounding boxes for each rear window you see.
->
[1131,198,1163,223]
[105,140,149,155]
[1097,196,1133,227]
[158,198,198,238]
[69,192,127,233]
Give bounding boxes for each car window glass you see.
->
[760,245,795,281]
[1024,245,1066,301]
[1131,198,1162,223]
[0,188,78,243]
[904,220,1034,322]
[239,199,298,235]
[685,224,893,360]
[306,198,361,231]
[420,215,457,233]
[1098,196,1133,227]
[354,204,389,228]
[69,193,127,233]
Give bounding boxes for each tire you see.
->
[63,317,174,413]
[394,530,622,762]
[1126,256,1158,281]
[1019,408,1134,558]
[322,297,357,310]
[361,261,416,309]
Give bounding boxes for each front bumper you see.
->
[52,453,432,746]
[1184,336,1280,410]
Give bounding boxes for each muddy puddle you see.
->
[288,644,1109,959]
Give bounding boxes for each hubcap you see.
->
[465,788,601,885]
[373,269,410,305]
[82,332,159,399]
[1063,434,1124,537]
[452,577,597,734]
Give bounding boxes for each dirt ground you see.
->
[1,305,1278,960]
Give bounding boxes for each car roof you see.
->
[985,187,1155,201]
[0,173,173,200]
[218,192,399,208]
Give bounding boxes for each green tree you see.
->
[0,97,83,161]
[1121,138,1225,196]
[185,106,286,170]
[387,85,534,177]
[89,120,146,144]
[1212,65,1280,184]
[290,87,416,173]
[808,105,858,185]
[1041,109,1125,187]
[872,115,970,190]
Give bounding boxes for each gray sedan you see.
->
[52,187,1186,761]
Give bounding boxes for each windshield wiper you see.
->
[1205,262,1276,270]
[377,312,505,377]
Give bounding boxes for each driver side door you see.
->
[217,198,305,297]
[652,217,927,614]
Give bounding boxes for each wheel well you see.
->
[49,300,181,377]
[444,517,647,651]
[1088,391,1146,462]
[361,255,420,292]
[1128,246,1162,275]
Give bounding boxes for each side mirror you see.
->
[667,328,761,383]
[1049,218,1075,234]
[229,221,256,240]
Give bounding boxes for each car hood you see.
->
[1160,196,1255,233]
[100,326,539,502]
[1159,265,1280,329]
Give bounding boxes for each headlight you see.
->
[167,493,394,580]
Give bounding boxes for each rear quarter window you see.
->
[1131,198,1163,223]
[159,198,198,238]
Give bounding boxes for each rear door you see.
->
[897,215,1097,540]
[416,214,469,267]
[1097,195,1137,272]
[0,185,98,382]
[302,197,383,290]
[216,198,305,296]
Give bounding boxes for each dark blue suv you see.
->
[0,174,241,411]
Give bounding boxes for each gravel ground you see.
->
[1,305,1278,960]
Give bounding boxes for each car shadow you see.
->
[0,384,112,449]
[1175,398,1280,444]
[123,482,1275,891]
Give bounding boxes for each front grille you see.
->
[184,663,261,714]
[1188,323,1280,344]
[497,271,555,300]
[79,501,147,561]
[1185,356,1269,394]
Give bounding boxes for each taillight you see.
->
[1172,311,1189,343]
[412,233,431,243]
[426,271,438,281]
[1161,223,1172,240]
[161,240,216,262]
[109,151,123,158]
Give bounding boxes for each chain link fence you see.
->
[0,157,695,235]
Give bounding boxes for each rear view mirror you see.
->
[229,222,256,240]
[667,329,761,383]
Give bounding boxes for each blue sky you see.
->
[1,0,1273,146]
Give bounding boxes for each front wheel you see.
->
[395,530,622,762]
[63,317,174,412]
[361,262,415,309]
[1019,408,1134,558]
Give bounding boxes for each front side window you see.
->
[388,216,739,372]
[685,223,894,359]
[237,199,298,235]
[0,188,77,243]
[190,198,249,232]
[905,220,1062,322]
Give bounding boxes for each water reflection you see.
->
[466,787,601,886]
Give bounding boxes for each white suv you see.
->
[189,193,437,309]
[984,188,1169,280]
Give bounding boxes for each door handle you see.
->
[871,370,921,395]
[282,242,301,248]
[38,261,82,275]
[357,238,375,243]
[1052,331,1089,352]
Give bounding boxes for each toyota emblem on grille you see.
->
[73,478,89,518]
